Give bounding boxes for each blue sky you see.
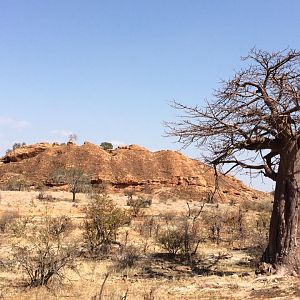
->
[1,0,300,191]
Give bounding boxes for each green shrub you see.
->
[100,142,113,151]
[84,195,129,255]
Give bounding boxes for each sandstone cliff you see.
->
[0,142,268,202]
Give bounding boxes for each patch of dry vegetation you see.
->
[0,190,299,299]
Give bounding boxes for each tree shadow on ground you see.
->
[138,252,241,279]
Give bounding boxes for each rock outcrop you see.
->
[1,143,56,163]
[0,142,269,202]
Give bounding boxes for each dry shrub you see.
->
[127,196,152,218]
[5,178,30,191]
[240,199,273,213]
[157,203,204,257]
[161,211,177,225]
[84,195,129,255]
[143,288,156,300]
[116,245,140,270]
[249,212,270,249]
[124,188,136,200]
[0,211,20,233]
[202,209,224,244]
[138,216,158,238]
[136,216,160,254]
[157,220,202,257]
[142,183,154,195]
[37,191,54,201]
[90,182,111,196]
[5,216,31,236]
[48,216,73,238]
[13,216,76,287]
[157,227,185,255]
[91,273,129,300]
[203,207,248,247]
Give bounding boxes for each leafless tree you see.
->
[166,48,300,275]
[68,133,78,143]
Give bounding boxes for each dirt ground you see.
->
[0,191,299,299]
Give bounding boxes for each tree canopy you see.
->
[167,48,300,181]
[167,48,300,274]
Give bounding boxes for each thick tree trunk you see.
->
[262,144,300,275]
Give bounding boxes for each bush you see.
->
[0,211,20,233]
[249,211,270,249]
[37,192,54,201]
[127,196,152,217]
[124,189,135,200]
[84,195,129,255]
[12,142,26,150]
[157,203,203,257]
[5,216,31,236]
[224,208,248,247]
[202,209,224,244]
[157,220,202,257]
[116,245,140,269]
[240,199,273,213]
[138,216,157,238]
[13,216,75,287]
[157,227,185,255]
[90,182,110,196]
[5,178,29,191]
[48,216,73,238]
[100,142,113,151]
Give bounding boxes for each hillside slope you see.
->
[0,142,269,202]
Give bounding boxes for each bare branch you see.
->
[166,48,300,179]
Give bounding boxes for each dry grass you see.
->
[0,191,299,299]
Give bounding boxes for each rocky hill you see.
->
[0,142,269,202]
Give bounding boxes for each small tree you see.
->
[68,134,77,144]
[66,168,89,202]
[100,142,113,151]
[52,168,89,202]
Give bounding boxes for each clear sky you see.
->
[1,0,300,192]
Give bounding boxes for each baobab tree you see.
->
[167,48,300,275]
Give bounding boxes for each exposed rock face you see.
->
[0,142,269,202]
[1,143,57,163]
